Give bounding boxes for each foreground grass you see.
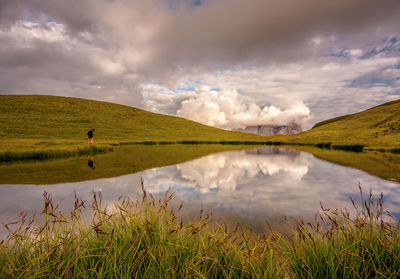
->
[1,184,399,278]
[0,184,284,278]
[286,187,400,278]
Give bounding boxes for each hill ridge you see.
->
[275,99,400,148]
[0,94,263,141]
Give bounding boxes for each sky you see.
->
[0,0,400,129]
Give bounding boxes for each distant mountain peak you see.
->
[235,123,302,136]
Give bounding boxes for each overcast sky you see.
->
[1,0,399,129]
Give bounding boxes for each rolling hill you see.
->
[271,99,400,148]
[0,95,262,141]
[0,95,399,159]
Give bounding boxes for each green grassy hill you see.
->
[0,95,264,159]
[271,99,400,148]
[1,95,399,159]
[0,95,262,141]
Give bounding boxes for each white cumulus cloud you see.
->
[176,87,311,129]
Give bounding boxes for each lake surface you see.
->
[1,145,400,235]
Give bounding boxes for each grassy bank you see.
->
[0,138,119,161]
[0,144,113,161]
[0,137,376,162]
[1,185,399,278]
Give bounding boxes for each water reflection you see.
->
[119,147,399,235]
[1,146,400,235]
[140,147,400,225]
[88,157,95,169]
[0,145,249,184]
[145,147,308,193]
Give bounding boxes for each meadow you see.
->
[1,184,399,278]
[1,95,399,161]
[0,95,264,160]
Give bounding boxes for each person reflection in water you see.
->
[88,157,95,169]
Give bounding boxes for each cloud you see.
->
[142,45,400,127]
[0,0,400,125]
[0,20,142,105]
[176,87,310,129]
[150,0,400,71]
[142,83,196,114]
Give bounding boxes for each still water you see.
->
[1,145,400,233]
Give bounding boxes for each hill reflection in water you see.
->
[140,147,400,230]
[1,146,400,234]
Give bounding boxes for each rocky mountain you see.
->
[236,123,302,136]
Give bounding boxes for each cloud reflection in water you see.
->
[1,146,399,234]
[141,147,400,222]
[145,147,308,193]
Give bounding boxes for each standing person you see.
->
[88,128,95,144]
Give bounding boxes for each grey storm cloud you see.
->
[2,0,400,77]
[153,0,400,70]
[1,0,400,125]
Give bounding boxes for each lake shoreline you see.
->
[1,138,399,162]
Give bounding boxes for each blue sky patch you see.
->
[193,0,202,6]
[349,63,400,89]
[330,49,350,58]
[361,37,400,59]
[350,76,397,88]
[171,78,206,93]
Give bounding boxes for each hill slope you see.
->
[0,95,262,142]
[271,99,400,148]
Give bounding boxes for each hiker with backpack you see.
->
[88,128,95,144]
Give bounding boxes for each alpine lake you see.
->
[1,144,400,236]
